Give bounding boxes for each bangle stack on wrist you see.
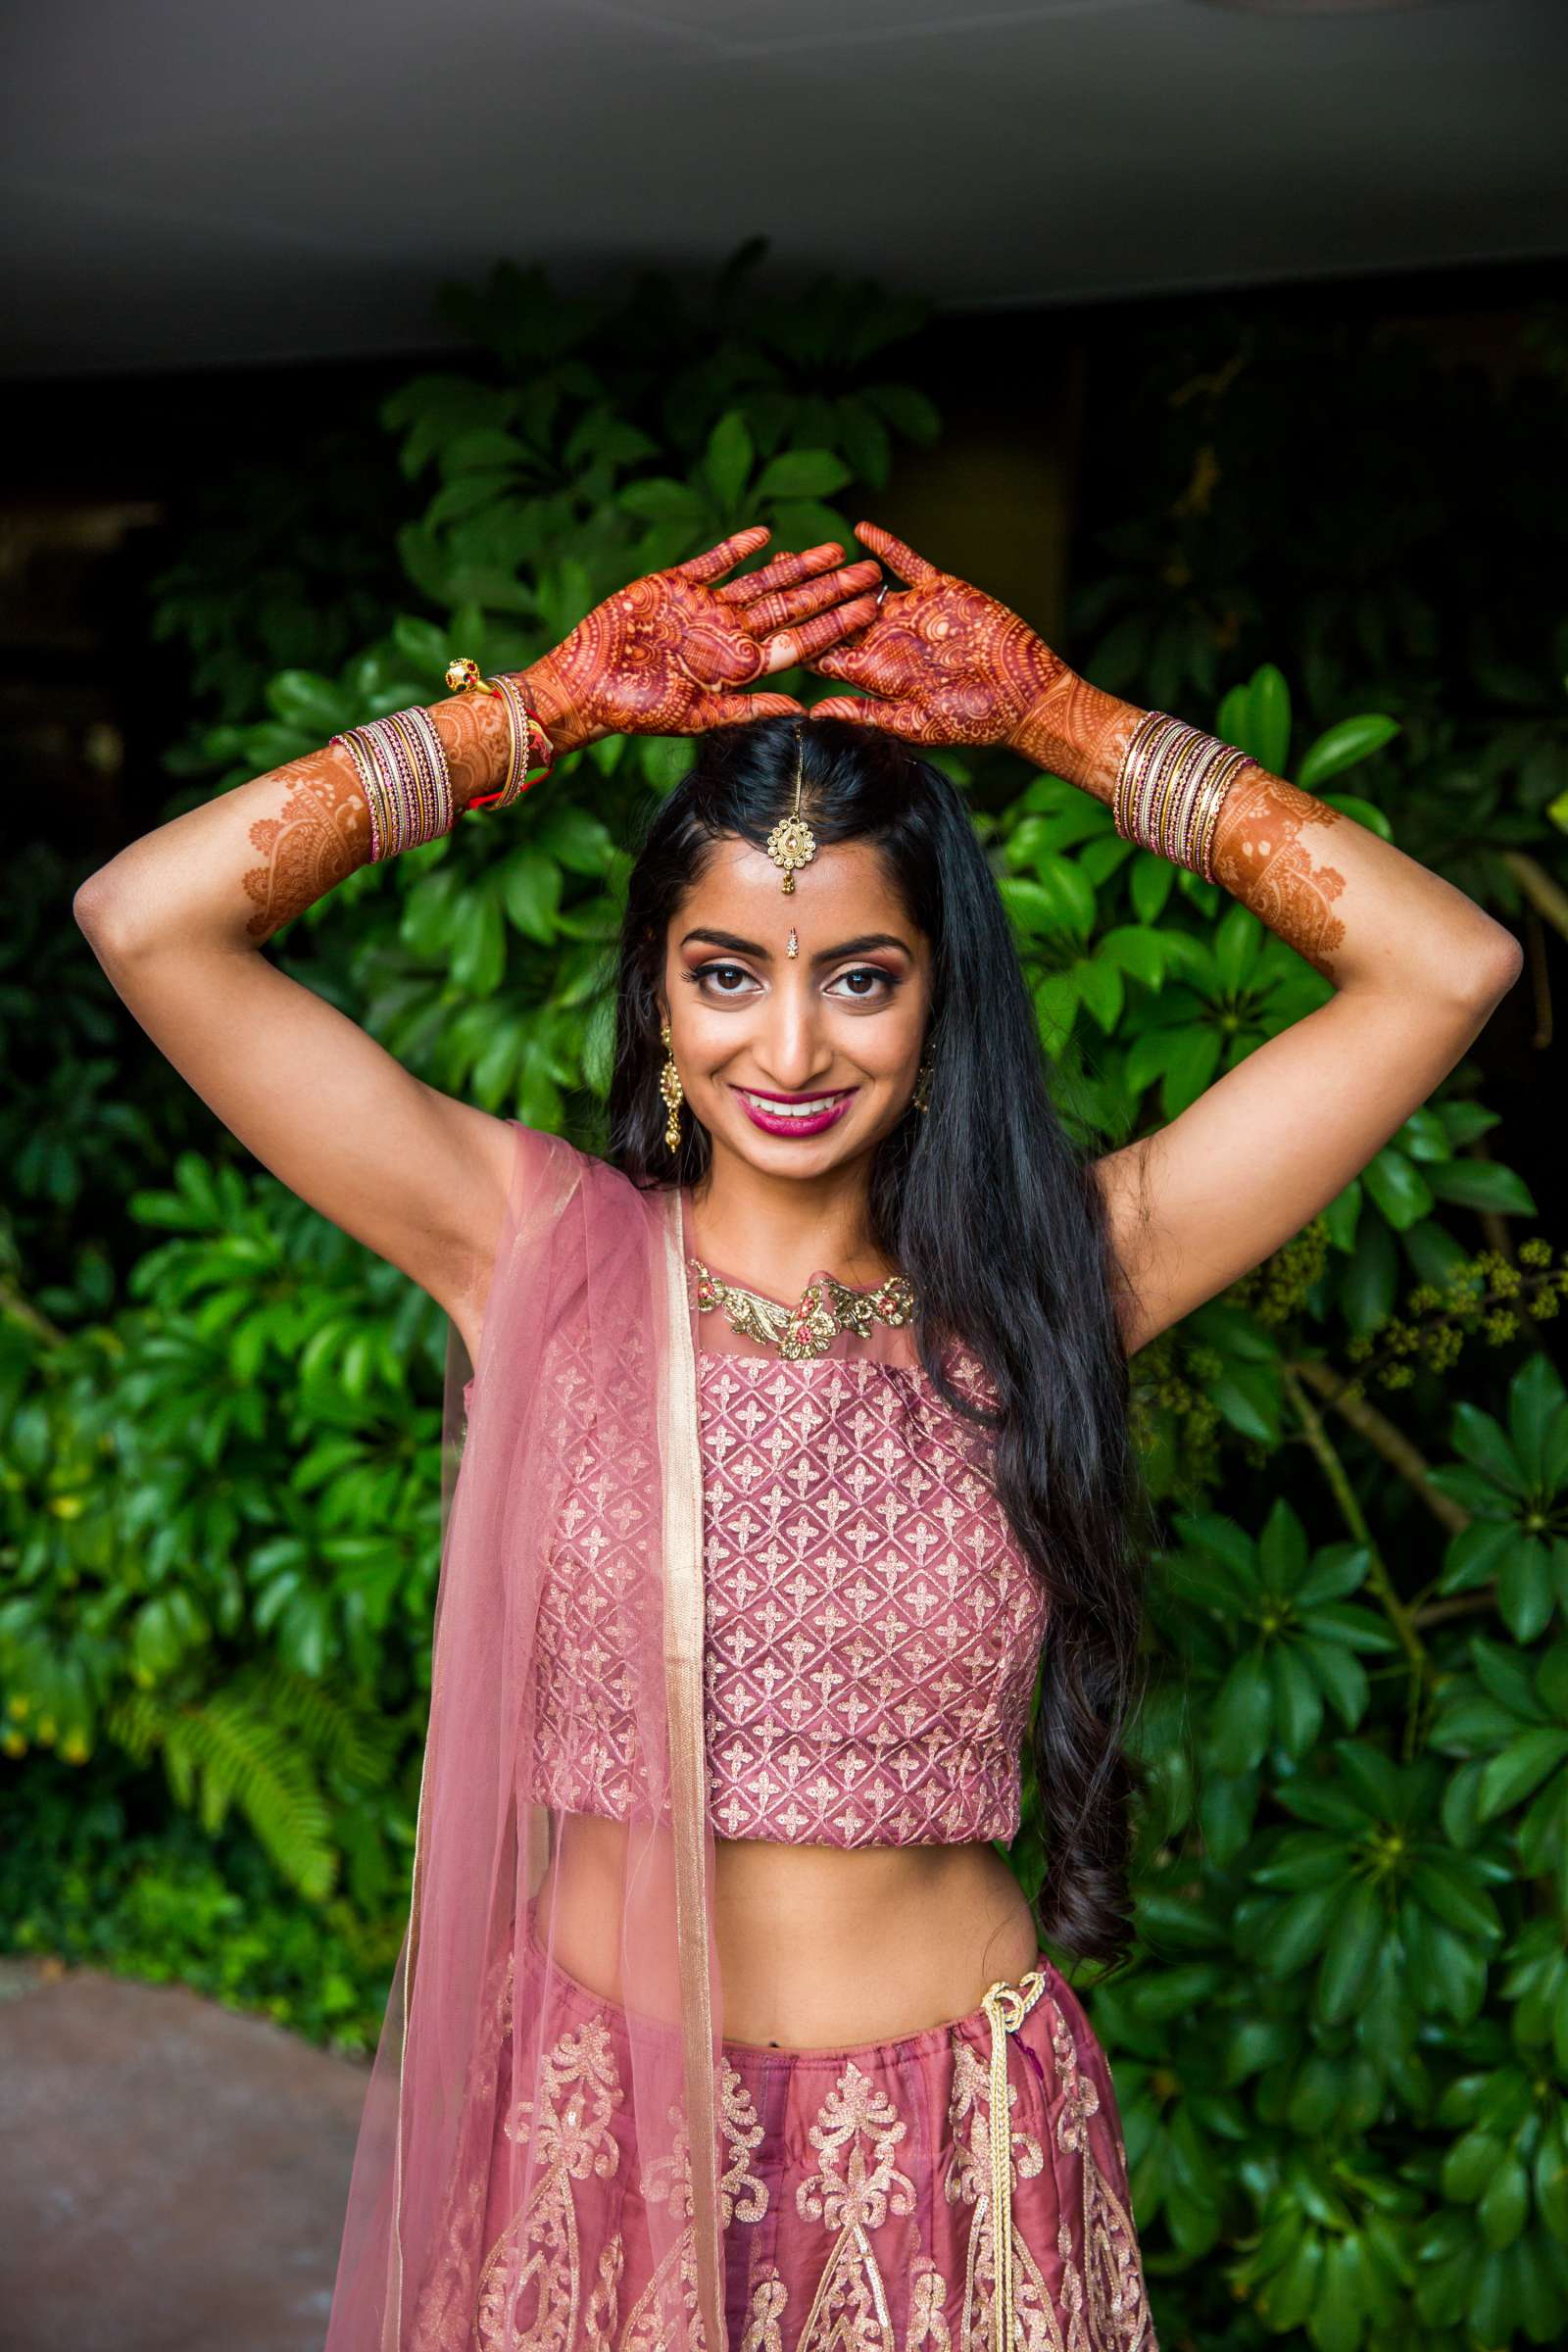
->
[444,658,555,810]
[1111,710,1251,884]
[331,710,454,863]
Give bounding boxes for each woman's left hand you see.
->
[808,520,1072,751]
[525,526,884,754]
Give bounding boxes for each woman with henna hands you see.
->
[74,516,1520,2352]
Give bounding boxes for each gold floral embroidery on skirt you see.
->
[443,1993,1153,2352]
[622,2064,771,2352]
[472,2016,625,2352]
[792,2063,917,2352]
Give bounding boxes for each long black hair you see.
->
[607,714,1146,1962]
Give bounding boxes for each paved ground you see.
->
[0,1957,370,2352]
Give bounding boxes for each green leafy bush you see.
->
[8,265,1568,2350]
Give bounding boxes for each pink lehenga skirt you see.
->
[429,1924,1156,2352]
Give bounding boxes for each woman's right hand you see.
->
[518,526,883,754]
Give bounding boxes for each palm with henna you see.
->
[522,525,884,756]
[807,521,1075,757]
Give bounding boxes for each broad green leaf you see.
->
[1258,1498,1310,1593]
[442,426,527,474]
[1212,902,1263,992]
[1211,1651,1273,1774]
[1341,1212,1397,1334]
[1073,956,1124,1033]
[1321,1177,1362,1254]
[1443,2126,1506,2203]
[448,889,507,997]
[1401,1216,1475,1289]
[865,383,941,444]
[620,476,705,525]
[754,449,853,501]
[1425,1158,1536,1216]
[537,806,616,876]
[1440,1518,1521,1594]
[1477,1728,1568,1820]
[391,615,452,675]
[705,410,755,513]
[1297,712,1401,792]
[1270,1642,1324,1759]
[266,669,348,734]
[1507,1353,1568,1487]
[1259,1882,1342,1975]
[1408,1855,1500,1944]
[1317,1880,1383,2023]
[1478,2155,1530,2251]
[1033,854,1098,936]
[1299,1638,1369,1729]
[1242,665,1292,780]
[1439,1100,1501,1147]
[500,850,564,946]
[1297,1544,1372,1607]
[1097,926,1166,985]
[1450,1402,1526,1494]
[1161,1025,1223,1117]
[1211,1360,1282,1445]
[1398,1103,1450,1161]
[1498,1539,1555,1642]
[1129,853,1176,924]
[1362,1147,1435,1232]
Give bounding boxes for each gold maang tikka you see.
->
[765,725,817,895]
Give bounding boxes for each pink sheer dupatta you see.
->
[324,1122,724,2352]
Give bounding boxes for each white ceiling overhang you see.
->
[1,0,1563,376]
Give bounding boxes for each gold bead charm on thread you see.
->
[445,655,499,697]
[766,724,816,895]
[659,1016,684,1153]
[912,1056,933,1114]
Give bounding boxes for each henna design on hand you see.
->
[241,746,370,941]
[806,521,1070,750]
[1210,766,1348,978]
[525,527,883,751]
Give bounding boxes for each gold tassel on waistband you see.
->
[981,1969,1047,2352]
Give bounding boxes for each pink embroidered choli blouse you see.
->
[471,1265,1047,1850]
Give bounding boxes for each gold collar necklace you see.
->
[689,1256,916,1361]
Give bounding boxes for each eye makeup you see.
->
[683,958,902,1005]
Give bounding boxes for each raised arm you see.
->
[810,520,1523,1356]
[74,529,882,1353]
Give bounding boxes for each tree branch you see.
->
[1502,850,1568,948]
[1290,1357,1471,1538]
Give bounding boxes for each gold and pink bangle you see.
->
[1112,711,1251,884]
[444,658,555,811]
[332,707,455,862]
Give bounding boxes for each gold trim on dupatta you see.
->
[386,1320,457,2348]
[661,1180,726,2352]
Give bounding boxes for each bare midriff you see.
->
[536,1815,1039,2052]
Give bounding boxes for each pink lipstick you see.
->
[731,1084,857,1138]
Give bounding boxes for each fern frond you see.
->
[233,1660,398,1788]
[105,1681,337,1900]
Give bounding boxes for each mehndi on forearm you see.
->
[1017,670,1506,993]
[239,682,512,939]
[79,688,515,957]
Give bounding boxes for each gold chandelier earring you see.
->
[912,1056,934,1115]
[659,1016,684,1153]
